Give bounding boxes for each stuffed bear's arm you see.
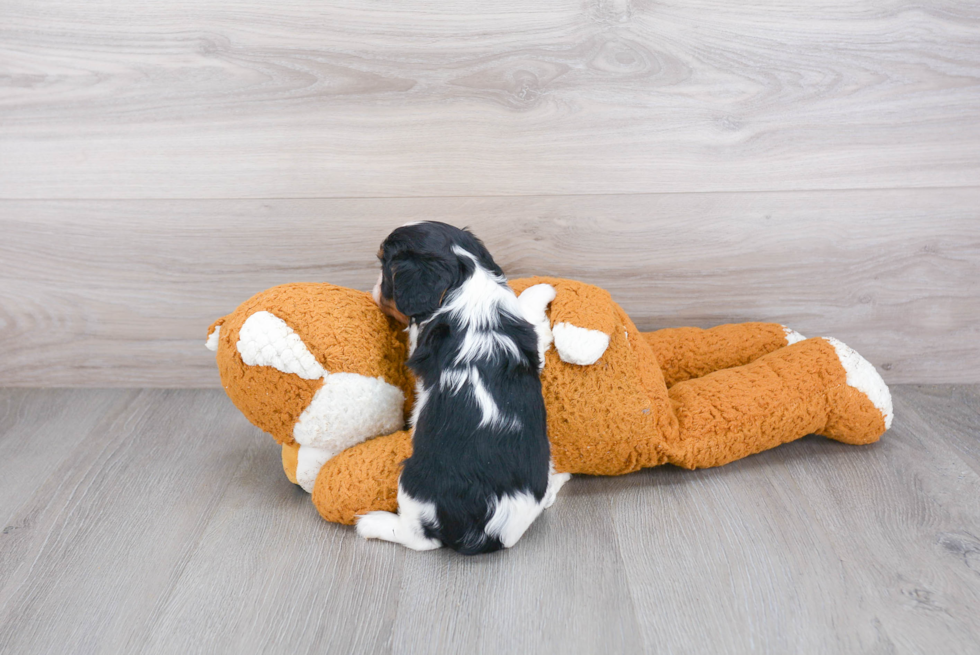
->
[311,430,412,525]
[552,322,611,366]
[513,277,617,366]
[517,283,556,370]
[644,323,806,388]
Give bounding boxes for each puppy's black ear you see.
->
[390,254,459,320]
[458,228,504,278]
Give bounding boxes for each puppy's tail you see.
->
[452,530,504,556]
[439,508,505,555]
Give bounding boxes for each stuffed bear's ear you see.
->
[390,254,462,320]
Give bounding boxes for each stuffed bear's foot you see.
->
[282,442,337,493]
[819,337,893,444]
[644,322,808,388]
[664,336,892,469]
[783,325,807,345]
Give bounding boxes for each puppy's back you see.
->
[403,305,550,554]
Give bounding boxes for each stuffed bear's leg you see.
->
[643,323,806,388]
[282,442,337,493]
[306,430,573,526]
[662,337,892,469]
[310,430,413,525]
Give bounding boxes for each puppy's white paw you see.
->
[356,509,443,551]
[553,323,610,366]
[356,511,401,541]
[544,472,572,509]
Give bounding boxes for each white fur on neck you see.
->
[407,323,419,357]
[440,246,522,330]
[454,330,521,365]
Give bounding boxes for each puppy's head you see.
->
[373,222,503,323]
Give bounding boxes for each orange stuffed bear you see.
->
[207,277,892,525]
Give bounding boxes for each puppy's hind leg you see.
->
[485,492,548,549]
[543,469,572,509]
[355,512,405,543]
[356,486,442,551]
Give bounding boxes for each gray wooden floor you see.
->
[1,386,978,654]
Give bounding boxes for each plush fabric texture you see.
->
[210,277,892,526]
[209,283,414,446]
[281,442,300,484]
[643,323,792,388]
[312,428,413,524]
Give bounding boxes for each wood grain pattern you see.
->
[0,389,264,653]
[898,385,980,478]
[388,478,645,655]
[611,390,980,652]
[1,189,977,386]
[2,0,980,198]
[1,386,978,652]
[139,439,406,654]
[0,389,134,528]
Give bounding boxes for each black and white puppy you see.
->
[357,221,564,554]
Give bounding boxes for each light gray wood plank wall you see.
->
[1,386,978,653]
[2,1,979,197]
[1,191,977,386]
[2,0,978,386]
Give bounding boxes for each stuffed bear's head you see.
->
[207,283,414,486]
